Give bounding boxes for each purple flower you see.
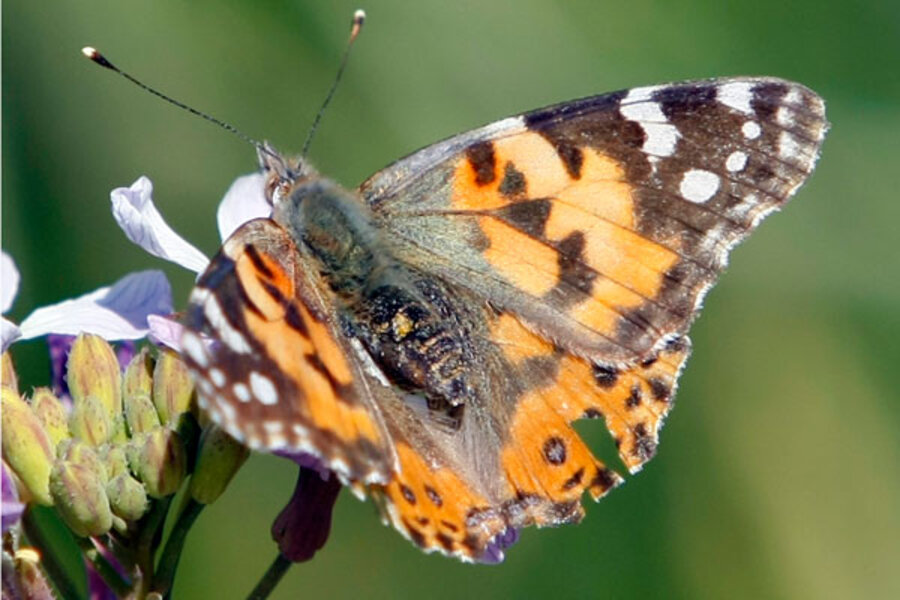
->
[2,460,24,534]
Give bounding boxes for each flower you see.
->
[1,251,174,354]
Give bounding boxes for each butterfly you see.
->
[179,77,827,562]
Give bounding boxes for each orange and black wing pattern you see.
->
[181,218,394,484]
[359,78,826,560]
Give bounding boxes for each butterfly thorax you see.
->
[274,177,476,419]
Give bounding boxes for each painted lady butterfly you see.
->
[179,75,827,561]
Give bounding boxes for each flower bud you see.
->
[152,350,194,427]
[1,387,54,505]
[106,473,148,521]
[189,426,249,505]
[98,444,129,479]
[66,334,122,420]
[123,350,158,434]
[2,352,19,393]
[68,394,112,446]
[131,428,186,498]
[124,389,161,436]
[57,439,108,485]
[30,387,69,448]
[49,460,113,537]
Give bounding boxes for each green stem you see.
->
[20,506,85,600]
[151,498,204,597]
[246,553,292,600]
[133,497,172,598]
[78,538,131,598]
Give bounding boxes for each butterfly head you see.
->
[257,142,321,207]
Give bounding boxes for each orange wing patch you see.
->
[232,243,384,449]
[491,311,689,475]
[451,132,680,343]
[372,443,505,560]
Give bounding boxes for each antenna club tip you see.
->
[81,46,114,69]
[349,9,366,40]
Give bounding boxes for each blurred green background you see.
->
[4,0,899,598]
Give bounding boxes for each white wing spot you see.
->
[679,169,720,203]
[233,382,251,403]
[776,106,795,127]
[620,96,680,157]
[181,332,208,367]
[726,151,748,172]
[250,371,278,406]
[203,296,252,354]
[742,120,762,140]
[217,398,236,424]
[779,130,801,161]
[717,82,755,114]
[210,368,226,388]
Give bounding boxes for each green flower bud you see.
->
[98,444,129,479]
[57,439,108,485]
[1,387,54,505]
[124,389,161,436]
[152,350,194,427]
[2,352,19,394]
[66,334,122,421]
[30,387,69,448]
[106,473,148,521]
[49,460,113,537]
[132,428,186,498]
[68,394,112,446]
[189,426,249,505]
[122,348,154,399]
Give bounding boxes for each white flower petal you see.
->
[1,252,20,313]
[216,172,271,241]
[111,176,210,273]
[18,270,173,342]
[147,314,184,352]
[1,318,22,353]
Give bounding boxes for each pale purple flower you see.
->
[1,252,173,353]
[111,177,210,274]
[111,173,270,277]
[2,460,23,534]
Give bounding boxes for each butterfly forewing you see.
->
[361,77,827,364]
[181,218,394,484]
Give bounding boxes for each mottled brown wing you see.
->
[181,218,395,484]
[360,77,828,364]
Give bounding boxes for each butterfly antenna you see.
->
[81,46,285,167]
[300,9,366,159]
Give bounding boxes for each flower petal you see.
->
[1,252,20,313]
[18,270,174,341]
[2,460,23,533]
[1,318,22,353]
[147,314,184,352]
[216,172,270,242]
[111,176,210,273]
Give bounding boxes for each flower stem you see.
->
[247,553,292,600]
[78,538,131,598]
[20,506,84,600]
[133,496,172,597]
[151,498,204,597]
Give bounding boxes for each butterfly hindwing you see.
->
[181,218,395,484]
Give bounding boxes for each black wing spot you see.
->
[592,364,619,388]
[400,484,417,505]
[542,436,567,465]
[466,141,497,185]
